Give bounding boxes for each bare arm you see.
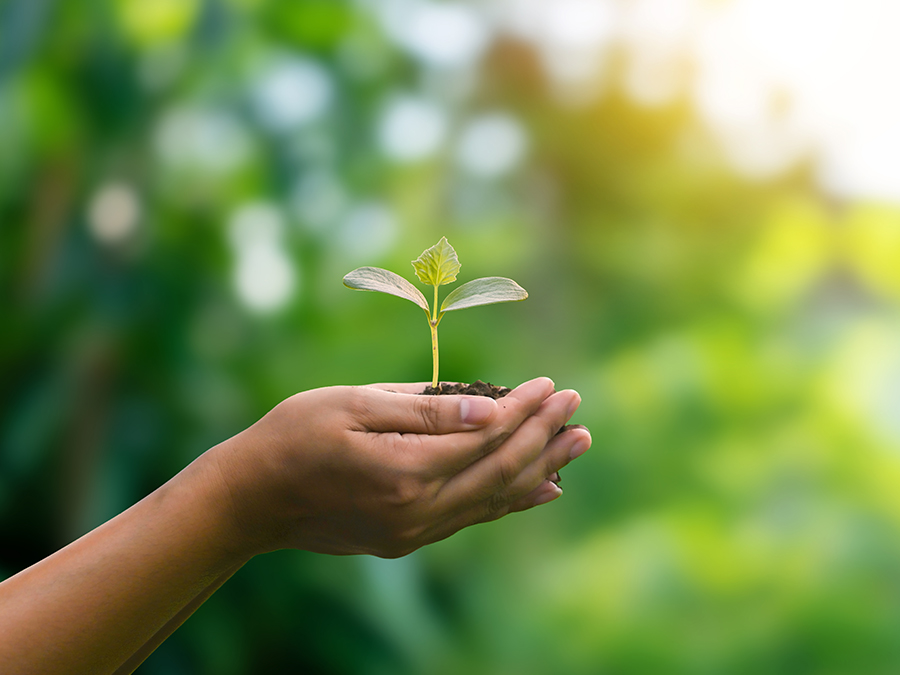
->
[0,377,590,674]
[112,564,243,675]
[0,456,248,675]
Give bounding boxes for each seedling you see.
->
[343,237,528,388]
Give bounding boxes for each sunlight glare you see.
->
[377,94,448,162]
[379,0,491,70]
[228,203,296,313]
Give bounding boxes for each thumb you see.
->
[354,387,498,435]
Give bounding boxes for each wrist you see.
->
[198,426,290,559]
[180,441,262,565]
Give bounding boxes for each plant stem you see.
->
[430,320,439,388]
[431,285,440,388]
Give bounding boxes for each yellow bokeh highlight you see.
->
[734,197,833,312]
[841,204,900,301]
[115,0,200,46]
[817,318,900,442]
[601,348,667,421]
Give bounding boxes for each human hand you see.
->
[208,377,591,559]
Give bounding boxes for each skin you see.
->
[0,377,591,675]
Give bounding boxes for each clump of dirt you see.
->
[421,380,511,399]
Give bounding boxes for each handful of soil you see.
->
[421,380,510,399]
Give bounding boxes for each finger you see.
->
[419,377,557,477]
[468,427,589,520]
[364,383,431,394]
[427,478,562,543]
[508,480,563,513]
[547,426,590,486]
[350,387,499,434]
[437,389,581,512]
[437,427,588,534]
[355,378,555,490]
[504,426,591,499]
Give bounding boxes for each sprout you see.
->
[343,237,528,388]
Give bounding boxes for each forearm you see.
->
[112,562,244,675]
[0,451,250,675]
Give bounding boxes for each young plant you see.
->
[343,236,528,388]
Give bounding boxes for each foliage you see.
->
[344,237,527,387]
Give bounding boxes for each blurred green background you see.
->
[4,0,900,672]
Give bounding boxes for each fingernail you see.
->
[565,390,581,420]
[460,396,496,425]
[518,377,555,396]
[532,483,563,507]
[569,436,590,461]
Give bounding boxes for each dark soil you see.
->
[420,380,511,399]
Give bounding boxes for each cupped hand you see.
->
[208,378,591,559]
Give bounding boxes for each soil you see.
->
[420,380,511,399]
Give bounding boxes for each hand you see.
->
[208,377,591,558]
[0,377,589,675]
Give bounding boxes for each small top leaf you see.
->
[440,276,528,313]
[412,237,461,287]
[343,267,430,313]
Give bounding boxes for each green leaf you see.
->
[343,267,429,312]
[440,277,528,313]
[412,237,461,287]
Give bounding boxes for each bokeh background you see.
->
[4,0,900,672]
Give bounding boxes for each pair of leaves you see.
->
[343,237,527,315]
